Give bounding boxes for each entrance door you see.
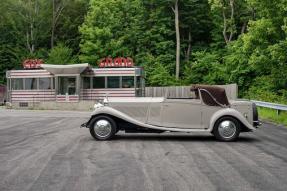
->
[56,76,79,102]
[58,76,76,95]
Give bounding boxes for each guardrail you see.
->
[252,100,287,115]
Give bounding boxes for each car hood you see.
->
[100,97,164,123]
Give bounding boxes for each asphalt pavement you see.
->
[0,109,287,191]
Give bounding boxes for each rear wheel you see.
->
[89,116,117,141]
[213,116,241,141]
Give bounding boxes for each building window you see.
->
[39,78,51,89]
[93,77,105,89]
[83,77,91,89]
[107,76,120,88]
[122,76,134,88]
[12,79,23,90]
[24,78,37,90]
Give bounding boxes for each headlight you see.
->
[103,97,108,105]
[244,113,248,119]
[94,103,103,109]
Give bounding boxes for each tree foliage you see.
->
[46,43,77,64]
[0,0,88,84]
[0,0,286,103]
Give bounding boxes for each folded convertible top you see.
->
[191,85,230,107]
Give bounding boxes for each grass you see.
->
[258,107,287,126]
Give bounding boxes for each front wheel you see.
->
[213,116,241,142]
[89,116,117,141]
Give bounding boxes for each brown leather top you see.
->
[191,85,230,107]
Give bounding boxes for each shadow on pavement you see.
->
[109,134,261,143]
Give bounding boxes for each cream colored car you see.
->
[81,85,260,141]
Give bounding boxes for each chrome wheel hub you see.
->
[218,120,236,139]
[94,119,112,138]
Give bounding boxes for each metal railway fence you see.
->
[251,100,287,115]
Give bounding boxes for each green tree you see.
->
[46,43,77,64]
[79,0,178,85]
[0,0,89,84]
[180,0,212,63]
[184,51,226,85]
[148,63,177,86]
[53,0,89,52]
[223,0,287,99]
[80,0,141,64]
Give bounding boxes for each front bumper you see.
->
[80,122,87,128]
[253,120,262,128]
[80,116,93,128]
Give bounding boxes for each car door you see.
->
[160,99,203,129]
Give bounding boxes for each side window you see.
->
[83,77,91,89]
[39,78,51,89]
[122,76,134,88]
[107,76,120,88]
[12,78,23,90]
[24,78,37,90]
[93,77,105,89]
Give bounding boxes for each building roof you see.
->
[40,63,90,75]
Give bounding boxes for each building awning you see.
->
[40,63,90,75]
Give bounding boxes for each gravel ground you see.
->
[0,109,287,191]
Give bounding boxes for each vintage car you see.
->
[81,85,260,141]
